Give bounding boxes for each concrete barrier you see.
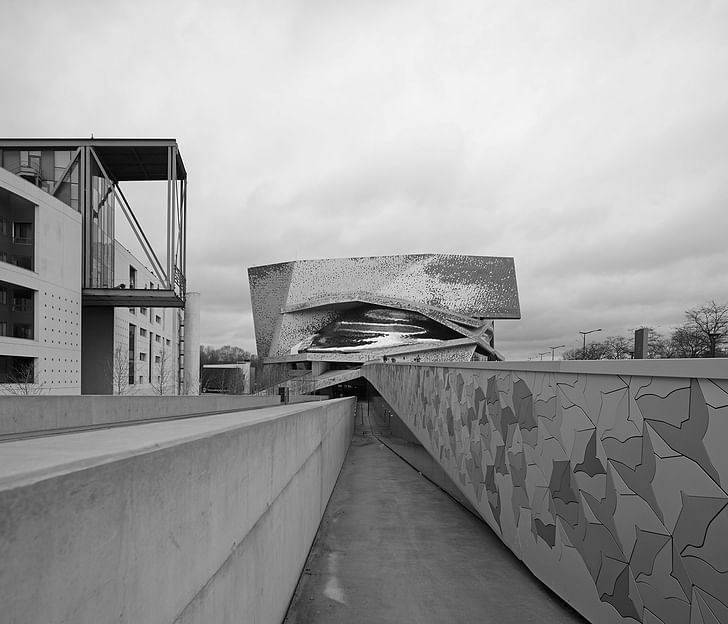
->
[0,398,355,624]
[0,394,280,438]
[363,360,728,624]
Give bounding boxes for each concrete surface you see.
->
[0,393,279,438]
[0,398,355,624]
[284,426,585,624]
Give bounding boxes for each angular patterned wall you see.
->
[363,362,728,624]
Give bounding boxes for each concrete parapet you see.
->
[0,394,280,438]
[363,360,728,624]
[0,398,355,624]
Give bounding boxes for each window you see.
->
[129,266,137,289]
[0,283,34,340]
[12,222,32,245]
[0,322,6,336]
[155,334,161,343]
[139,375,143,384]
[139,353,146,362]
[139,328,147,337]
[129,307,136,314]
[128,324,136,385]
[0,187,35,271]
[155,315,161,324]
[155,355,161,363]
[166,338,171,346]
[14,324,33,339]
[0,356,35,384]
[140,307,147,315]
[12,293,32,312]
[10,254,33,270]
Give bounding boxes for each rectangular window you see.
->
[0,322,7,336]
[0,186,35,272]
[155,355,161,364]
[128,324,136,385]
[140,307,147,315]
[1,283,34,340]
[166,338,171,346]
[129,266,137,289]
[155,315,161,324]
[155,334,161,343]
[0,355,35,384]
[129,307,135,314]
[139,328,147,337]
[139,352,146,362]
[139,375,143,384]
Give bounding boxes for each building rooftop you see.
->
[0,138,186,181]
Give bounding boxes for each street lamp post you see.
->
[549,345,565,361]
[579,329,602,360]
[538,352,550,360]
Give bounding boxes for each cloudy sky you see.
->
[3,0,727,360]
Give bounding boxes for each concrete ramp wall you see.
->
[363,360,728,624]
[0,398,355,624]
[0,394,280,438]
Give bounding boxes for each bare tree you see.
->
[684,300,728,357]
[1,360,47,395]
[603,335,632,359]
[669,324,707,358]
[151,343,175,395]
[563,339,617,360]
[107,343,131,395]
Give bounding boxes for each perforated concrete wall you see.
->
[363,361,728,624]
[0,168,82,394]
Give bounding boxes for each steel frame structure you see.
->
[0,138,187,305]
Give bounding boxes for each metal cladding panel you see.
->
[248,262,295,358]
[248,254,519,359]
[285,255,519,318]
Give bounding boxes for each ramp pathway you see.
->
[284,423,585,623]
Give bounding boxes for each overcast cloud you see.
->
[3,0,727,359]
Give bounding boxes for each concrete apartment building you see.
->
[0,166,83,393]
[0,138,197,395]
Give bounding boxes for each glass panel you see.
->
[0,186,35,271]
[0,282,35,341]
